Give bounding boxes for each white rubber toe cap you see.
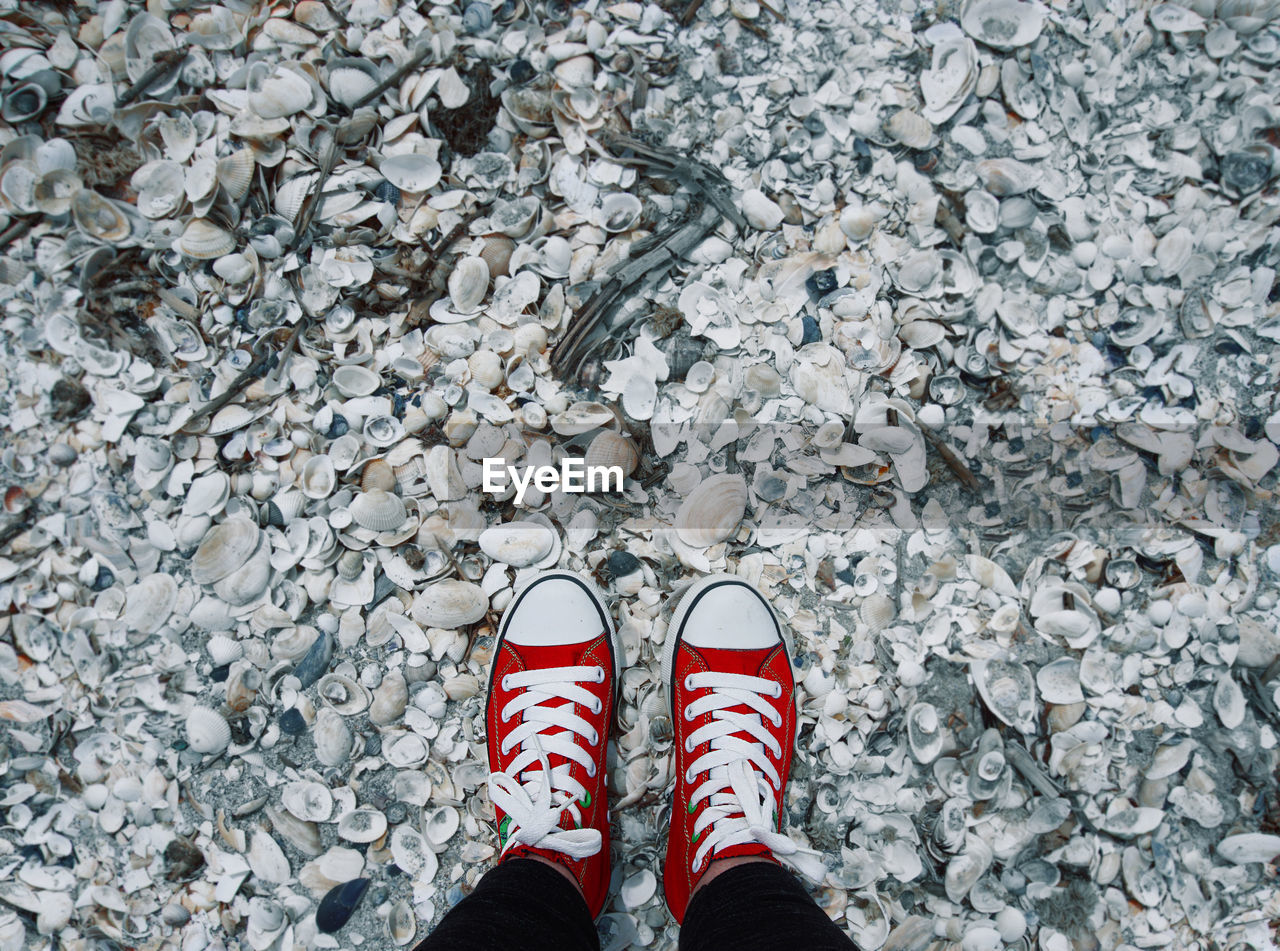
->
[502,573,610,646]
[675,579,780,650]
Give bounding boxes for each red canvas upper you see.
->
[663,642,797,922]
[487,632,616,918]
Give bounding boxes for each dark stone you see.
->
[279,708,307,736]
[292,630,333,689]
[799,315,821,346]
[316,878,370,933]
[851,138,873,177]
[211,664,230,684]
[606,550,641,579]
[805,268,838,297]
[90,565,114,591]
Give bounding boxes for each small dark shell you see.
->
[279,708,307,735]
[292,631,333,689]
[316,878,370,933]
[606,550,642,579]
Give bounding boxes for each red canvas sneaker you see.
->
[485,570,619,918]
[661,574,798,923]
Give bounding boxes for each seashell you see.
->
[250,63,315,119]
[361,459,396,493]
[674,474,748,548]
[388,900,416,947]
[553,54,595,87]
[124,572,178,634]
[370,670,408,725]
[71,189,131,242]
[1213,672,1245,729]
[337,808,387,844]
[300,455,337,499]
[906,702,945,763]
[217,149,256,200]
[411,580,488,629]
[972,659,1037,734]
[208,634,243,665]
[213,541,272,607]
[424,805,460,848]
[1216,833,1280,865]
[333,364,380,398]
[33,168,81,217]
[1101,801,1165,839]
[448,257,490,314]
[479,235,517,278]
[976,158,1040,197]
[364,415,405,449]
[945,837,993,902]
[225,663,262,712]
[292,630,333,688]
[961,0,1046,49]
[266,489,304,527]
[350,489,407,531]
[551,401,616,435]
[585,430,639,479]
[885,109,933,149]
[316,878,370,934]
[282,781,333,822]
[318,673,371,715]
[327,59,380,109]
[384,732,430,767]
[192,518,261,584]
[741,188,784,231]
[2,82,48,123]
[391,826,437,877]
[247,831,291,884]
[380,153,442,193]
[186,706,231,755]
[479,522,556,567]
[965,190,1000,234]
[267,805,323,856]
[179,219,237,259]
[1035,657,1083,704]
[313,708,354,766]
[860,593,896,633]
[600,192,642,233]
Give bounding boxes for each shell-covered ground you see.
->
[0,1,1279,950]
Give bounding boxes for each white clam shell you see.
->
[317,672,371,715]
[906,702,945,763]
[313,708,353,766]
[391,825,438,877]
[247,831,291,884]
[448,256,490,314]
[424,805,460,849]
[185,706,231,755]
[1035,657,1084,705]
[478,522,556,567]
[300,455,337,499]
[674,474,748,548]
[961,0,1046,49]
[370,670,408,725]
[972,659,1037,734]
[281,781,333,822]
[1216,833,1280,865]
[411,580,488,629]
[124,572,177,634]
[337,808,387,843]
[380,152,442,193]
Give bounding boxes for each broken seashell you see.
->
[479,522,556,567]
[674,474,748,548]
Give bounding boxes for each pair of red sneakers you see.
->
[484,571,798,922]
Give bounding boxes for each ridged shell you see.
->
[480,235,516,278]
[411,580,488,629]
[179,218,236,259]
[186,706,231,755]
[192,517,261,584]
[478,522,556,567]
[217,148,256,200]
[369,670,408,725]
[674,474,748,548]
[361,459,396,493]
[314,708,353,766]
[886,109,933,149]
[282,780,333,822]
[584,430,639,478]
[207,634,243,665]
[349,489,407,531]
[337,808,387,844]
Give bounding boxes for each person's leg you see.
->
[412,857,600,951]
[677,859,854,951]
[662,574,854,948]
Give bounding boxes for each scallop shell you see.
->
[674,474,748,548]
[411,580,488,629]
[584,430,639,479]
[885,109,933,149]
[972,658,1037,734]
[313,708,354,766]
[350,489,407,531]
[906,702,945,763]
[370,670,408,725]
[192,518,261,585]
[448,257,490,314]
[186,706,231,755]
[207,634,244,665]
[281,780,333,822]
[478,522,556,567]
[318,673,372,715]
[179,218,237,259]
[217,149,256,200]
[361,459,396,493]
[337,808,387,844]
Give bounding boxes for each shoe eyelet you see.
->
[772,683,783,698]
[684,674,696,691]
[595,666,606,683]
[683,707,695,722]
[501,675,512,691]
[591,699,602,715]
[684,737,695,753]
[586,763,596,778]
[772,713,783,728]
[684,768,695,784]
[587,728,599,746]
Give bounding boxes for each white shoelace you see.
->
[682,670,799,872]
[487,664,606,861]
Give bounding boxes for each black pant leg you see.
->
[412,858,600,951]
[678,861,855,951]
